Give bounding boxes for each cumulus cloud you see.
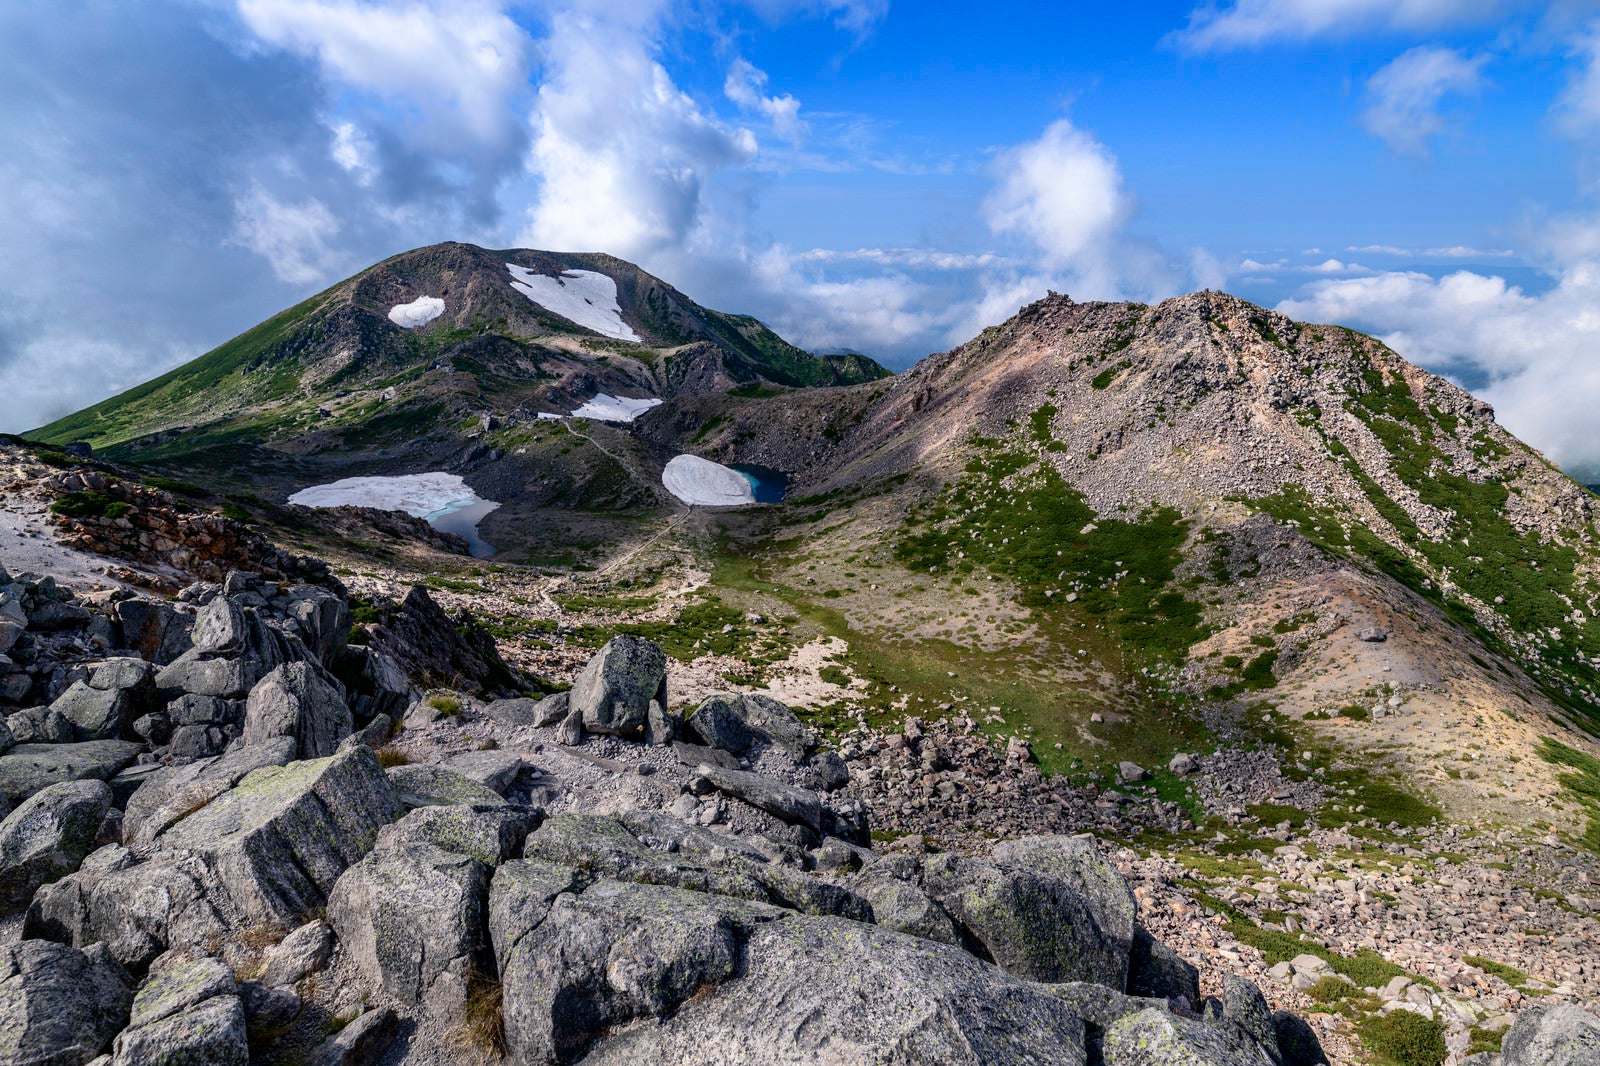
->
[725,58,808,142]
[517,10,757,259]
[235,0,531,150]
[1278,251,1600,471]
[981,119,1140,293]
[1172,0,1509,50]
[1361,46,1486,155]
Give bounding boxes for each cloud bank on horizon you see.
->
[6,0,1600,473]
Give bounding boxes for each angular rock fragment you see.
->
[109,954,247,1066]
[0,779,112,907]
[569,636,666,739]
[241,661,352,759]
[0,940,131,1066]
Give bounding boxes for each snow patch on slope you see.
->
[662,454,756,507]
[534,393,662,423]
[387,296,445,328]
[506,265,641,342]
[572,394,662,422]
[288,472,487,517]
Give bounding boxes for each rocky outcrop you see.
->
[568,635,667,739]
[28,746,401,964]
[0,940,131,1066]
[241,661,352,758]
[108,954,247,1066]
[363,586,521,697]
[0,780,112,908]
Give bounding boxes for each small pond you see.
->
[730,465,788,503]
[423,498,500,558]
[287,473,500,558]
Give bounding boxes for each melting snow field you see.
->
[387,295,445,328]
[287,472,500,557]
[536,393,663,423]
[662,455,756,507]
[506,265,641,342]
[572,394,663,422]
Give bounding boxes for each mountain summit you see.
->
[31,242,887,467]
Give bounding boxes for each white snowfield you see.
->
[506,264,642,342]
[571,394,663,422]
[387,295,445,328]
[662,454,756,507]
[534,393,662,423]
[287,472,485,518]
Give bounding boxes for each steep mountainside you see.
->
[11,282,1600,1066]
[29,242,886,471]
[663,290,1600,832]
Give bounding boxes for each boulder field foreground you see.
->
[0,559,1592,1066]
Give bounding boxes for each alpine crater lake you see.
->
[287,472,501,557]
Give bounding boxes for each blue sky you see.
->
[7,1,1600,472]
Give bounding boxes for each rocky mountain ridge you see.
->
[13,258,1600,1064]
[29,242,886,481]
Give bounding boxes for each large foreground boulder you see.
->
[0,780,112,908]
[120,738,297,848]
[577,909,1091,1066]
[494,877,789,1065]
[568,636,666,739]
[241,661,352,759]
[327,838,491,1019]
[27,746,402,963]
[915,836,1137,988]
[1500,1003,1600,1066]
[109,954,247,1066]
[0,940,131,1066]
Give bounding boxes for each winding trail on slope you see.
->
[537,420,694,595]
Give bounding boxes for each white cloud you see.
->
[745,0,890,36]
[517,10,756,259]
[982,119,1134,281]
[794,247,1006,269]
[1277,252,1600,471]
[234,0,531,151]
[229,183,344,284]
[1347,242,1515,256]
[725,58,807,143]
[1361,46,1486,155]
[1173,0,1508,50]
[328,120,377,184]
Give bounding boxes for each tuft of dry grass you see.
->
[458,970,507,1059]
[376,745,414,768]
